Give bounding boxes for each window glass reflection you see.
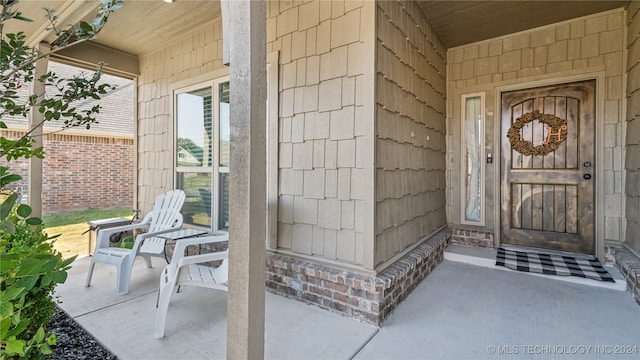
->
[219,82,230,167]
[176,172,212,227]
[176,87,213,168]
[219,172,229,231]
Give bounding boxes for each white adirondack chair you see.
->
[85,189,186,295]
[154,233,229,339]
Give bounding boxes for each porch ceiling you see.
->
[3,1,631,68]
[417,1,631,49]
[4,0,220,57]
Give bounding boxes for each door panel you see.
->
[500,80,595,254]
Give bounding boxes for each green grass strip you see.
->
[42,207,133,228]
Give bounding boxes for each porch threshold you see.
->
[444,244,626,291]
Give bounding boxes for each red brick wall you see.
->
[451,229,494,248]
[1,130,134,215]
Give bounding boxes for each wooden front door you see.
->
[500,80,595,254]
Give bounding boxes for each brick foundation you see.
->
[610,246,640,308]
[265,229,451,325]
[451,228,494,248]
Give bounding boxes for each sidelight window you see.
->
[461,93,485,225]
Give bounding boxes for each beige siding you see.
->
[268,0,373,267]
[447,10,627,246]
[626,2,640,254]
[374,1,447,267]
[136,21,225,212]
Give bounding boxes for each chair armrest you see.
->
[172,234,229,260]
[137,226,185,240]
[176,250,228,269]
[132,227,188,255]
[100,222,148,234]
[95,222,150,247]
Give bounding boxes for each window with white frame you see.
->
[461,92,485,225]
[175,77,229,231]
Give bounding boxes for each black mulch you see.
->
[45,307,117,360]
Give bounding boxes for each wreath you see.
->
[507,110,568,156]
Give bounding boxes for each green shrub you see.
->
[1,190,75,359]
[1,1,122,356]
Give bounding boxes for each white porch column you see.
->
[226,0,267,359]
[28,42,49,218]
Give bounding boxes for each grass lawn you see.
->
[44,207,133,259]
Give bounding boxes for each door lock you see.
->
[583,174,592,180]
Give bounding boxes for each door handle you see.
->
[583,174,592,180]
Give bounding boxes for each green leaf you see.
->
[46,333,57,345]
[15,276,38,292]
[40,342,52,355]
[0,287,25,303]
[5,338,26,356]
[0,299,14,317]
[14,15,33,22]
[7,317,28,337]
[16,258,46,276]
[78,21,94,33]
[1,257,17,274]
[62,255,76,267]
[34,327,45,343]
[0,316,12,336]
[25,217,43,225]
[0,173,22,183]
[41,273,52,286]
[0,252,19,260]
[0,193,17,220]
[0,174,22,189]
[52,271,67,284]
[0,254,20,270]
[16,204,32,218]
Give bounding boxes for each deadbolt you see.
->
[583,174,592,180]
[584,162,592,168]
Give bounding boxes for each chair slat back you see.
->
[148,190,186,233]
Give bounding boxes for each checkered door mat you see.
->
[496,247,615,282]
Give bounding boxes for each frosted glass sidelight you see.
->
[462,94,484,224]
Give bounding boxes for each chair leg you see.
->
[85,259,96,287]
[116,266,129,296]
[154,281,174,339]
[116,256,134,296]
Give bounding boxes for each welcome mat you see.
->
[496,247,615,283]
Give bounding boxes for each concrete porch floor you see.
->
[55,246,640,360]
